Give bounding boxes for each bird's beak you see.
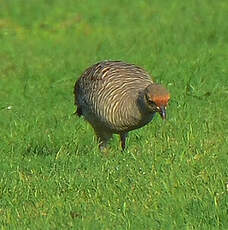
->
[159,106,166,120]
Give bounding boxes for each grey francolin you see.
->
[74,61,170,150]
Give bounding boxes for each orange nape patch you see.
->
[151,95,170,107]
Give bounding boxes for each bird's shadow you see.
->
[23,142,60,157]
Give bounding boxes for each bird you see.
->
[74,60,170,151]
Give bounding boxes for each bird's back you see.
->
[74,61,154,132]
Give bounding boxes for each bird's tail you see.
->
[74,107,82,117]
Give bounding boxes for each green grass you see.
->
[0,0,227,229]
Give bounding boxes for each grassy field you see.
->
[0,0,227,229]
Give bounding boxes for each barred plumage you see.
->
[74,61,170,150]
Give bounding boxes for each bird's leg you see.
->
[98,138,108,151]
[120,133,128,151]
[94,130,112,152]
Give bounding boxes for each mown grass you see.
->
[0,0,227,229]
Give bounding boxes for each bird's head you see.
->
[144,84,170,119]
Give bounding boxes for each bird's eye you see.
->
[146,96,156,107]
[148,100,155,105]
